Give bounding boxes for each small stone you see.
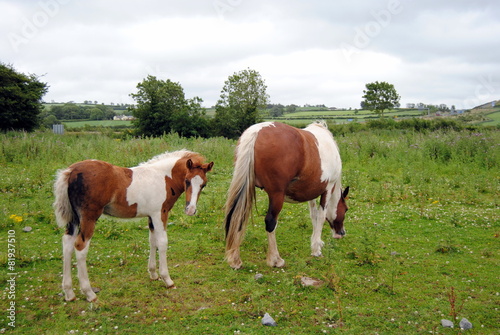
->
[262,313,277,326]
[92,287,101,293]
[459,318,472,330]
[441,319,454,328]
[23,226,32,232]
[390,251,398,256]
[254,273,264,280]
[300,276,323,287]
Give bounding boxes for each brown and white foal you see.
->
[54,150,213,301]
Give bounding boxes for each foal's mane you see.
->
[139,149,200,167]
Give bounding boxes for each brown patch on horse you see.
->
[67,160,137,250]
[254,122,327,202]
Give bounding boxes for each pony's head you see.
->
[184,159,214,216]
[329,186,349,238]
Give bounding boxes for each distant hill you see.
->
[472,100,499,110]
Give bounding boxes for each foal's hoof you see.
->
[64,295,77,302]
[63,289,76,302]
[167,284,177,290]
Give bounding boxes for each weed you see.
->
[447,287,465,321]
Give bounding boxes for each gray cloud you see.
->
[1,0,498,109]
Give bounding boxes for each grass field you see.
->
[63,120,132,128]
[0,126,498,334]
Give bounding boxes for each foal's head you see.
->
[184,159,214,216]
[330,186,349,239]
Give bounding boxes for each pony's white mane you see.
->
[139,149,195,167]
[308,120,328,129]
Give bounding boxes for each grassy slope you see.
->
[0,129,498,334]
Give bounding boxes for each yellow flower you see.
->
[9,214,23,223]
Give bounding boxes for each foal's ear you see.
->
[186,159,193,170]
[342,186,350,199]
[205,161,214,172]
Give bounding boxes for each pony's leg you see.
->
[62,233,77,301]
[226,246,242,270]
[148,228,158,280]
[75,238,97,302]
[309,200,327,257]
[152,218,175,288]
[265,193,285,267]
[266,231,285,267]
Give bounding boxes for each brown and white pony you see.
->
[53,150,213,301]
[224,121,349,269]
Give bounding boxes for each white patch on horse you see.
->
[126,168,167,217]
[185,175,203,216]
[304,122,341,183]
[126,154,184,216]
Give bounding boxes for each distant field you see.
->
[268,108,425,124]
[63,120,132,128]
[483,110,500,125]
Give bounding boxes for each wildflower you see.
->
[9,214,23,223]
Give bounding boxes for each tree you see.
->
[213,68,269,138]
[361,81,400,117]
[0,63,48,132]
[129,75,208,137]
[268,103,285,117]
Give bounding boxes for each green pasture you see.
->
[483,110,500,125]
[0,126,498,334]
[269,109,425,123]
[63,120,132,128]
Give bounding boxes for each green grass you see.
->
[0,127,498,334]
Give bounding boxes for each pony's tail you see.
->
[53,168,74,230]
[224,129,259,269]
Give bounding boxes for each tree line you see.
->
[1,62,406,138]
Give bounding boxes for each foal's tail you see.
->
[224,128,259,268]
[53,168,74,230]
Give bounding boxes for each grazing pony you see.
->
[225,121,349,269]
[53,150,213,301]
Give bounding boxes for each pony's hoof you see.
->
[167,284,177,289]
[311,252,323,257]
[229,259,243,270]
[268,258,285,268]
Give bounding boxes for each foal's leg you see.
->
[309,199,327,257]
[62,232,77,301]
[75,239,97,302]
[151,215,175,288]
[74,216,98,302]
[265,193,285,268]
[147,217,159,280]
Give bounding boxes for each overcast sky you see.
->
[1,0,499,109]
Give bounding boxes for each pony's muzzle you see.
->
[333,229,346,239]
[184,202,197,216]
